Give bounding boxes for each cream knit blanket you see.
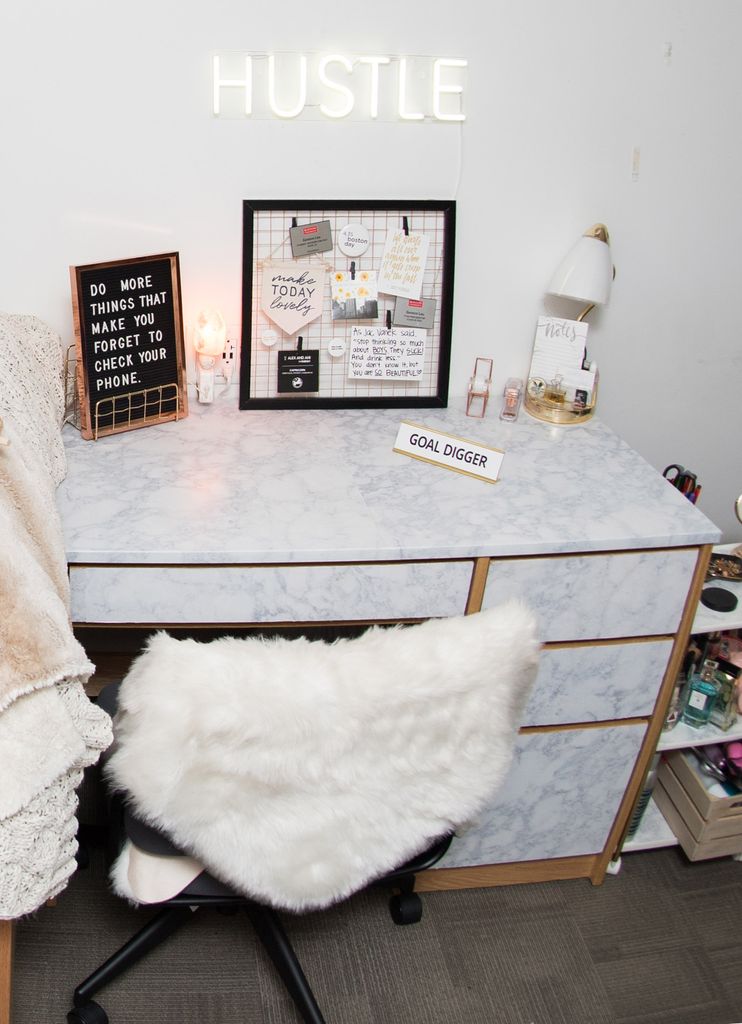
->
[0,314,111,919]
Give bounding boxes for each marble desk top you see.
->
[58,396,721,565]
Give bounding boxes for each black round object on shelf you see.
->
[700,587,739,612]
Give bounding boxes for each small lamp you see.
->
[194,308,226,404]
[524,223,614,425]
[547,223,613,321]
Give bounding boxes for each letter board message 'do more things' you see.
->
[70,253,188,440]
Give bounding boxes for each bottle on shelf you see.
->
[681,659,720,729]
[708,658,741,732]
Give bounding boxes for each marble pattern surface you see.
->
[58,398,720,565]
[482,549,697,640]
[439,724,646,867]
[69,560,473,623]
[524,640,673,725]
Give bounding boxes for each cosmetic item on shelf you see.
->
[700,587,738,613]
[663,672,685,731]
[709,658,741,732]
[681,659,720,729]
[626,754,661,838]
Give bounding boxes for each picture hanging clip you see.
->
[402,216,410,236]
[291,217,298,228]
[297,336,303,351]
[350,261,356,280]
[386,309,392,330]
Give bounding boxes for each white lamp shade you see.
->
[194,308,227,358]
[547,226,613,306]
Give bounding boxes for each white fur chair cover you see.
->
[107,602,539,912]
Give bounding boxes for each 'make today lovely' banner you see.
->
[261,261,325,335]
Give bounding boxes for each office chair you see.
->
[68,604,539,1024]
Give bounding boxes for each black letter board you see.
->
[70,252,188,440]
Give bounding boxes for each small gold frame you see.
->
[466,357,493,418]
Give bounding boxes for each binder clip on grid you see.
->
[466,357,493,418]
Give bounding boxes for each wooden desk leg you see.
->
[0,920,13,1024]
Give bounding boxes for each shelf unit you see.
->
[625,543,742,853]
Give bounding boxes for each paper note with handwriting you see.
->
[348,325,426,380]
[377,231,429,299]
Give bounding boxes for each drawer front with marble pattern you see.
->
[481,548,697,641]
[69,560,473,624]
[439,723,646,868]
[524,638,674,726]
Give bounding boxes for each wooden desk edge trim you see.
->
[414,855,599,891]
[592,543,713,880]
[0,920,13,1024]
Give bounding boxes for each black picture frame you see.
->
[239,200,455,410]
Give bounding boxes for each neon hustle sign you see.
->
[212,53,467,122]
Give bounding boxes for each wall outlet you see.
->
[220,337,236,384]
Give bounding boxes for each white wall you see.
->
[2,0,740,539]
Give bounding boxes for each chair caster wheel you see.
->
[389,892,423,925]
[67,999,109,1024]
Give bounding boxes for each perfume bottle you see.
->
[681,659,720,728]
[709,658,740,732]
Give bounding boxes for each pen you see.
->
[689,485,702,504]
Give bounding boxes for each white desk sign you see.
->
[393,421,504,484]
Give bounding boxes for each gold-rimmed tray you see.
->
[707,553,742,581]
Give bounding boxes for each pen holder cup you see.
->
[523,376,598,425]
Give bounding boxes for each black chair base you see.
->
[67,835,452,1024]
[68,895,326,1024]
[69,690,454,1024]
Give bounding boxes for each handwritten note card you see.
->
[377,231,429,299]
[348,326,426,380]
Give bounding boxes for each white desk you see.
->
[58,398,720,889]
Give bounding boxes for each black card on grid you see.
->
[277,350,320,393]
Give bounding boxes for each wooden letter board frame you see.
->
[239,200,456,410]
[70,252,188,440]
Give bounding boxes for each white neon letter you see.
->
[318,54,354,118]
[433,58,467,122]
[213,55,252,116]
[268,53,307,118]
[397,57,424,121]
[357,55,390,119]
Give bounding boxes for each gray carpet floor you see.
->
[12,842,742,1024]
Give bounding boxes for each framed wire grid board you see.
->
[239,199,455,410]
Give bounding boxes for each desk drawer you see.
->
[69,560,473,624]
[523,639,673,726]
[481,549,696,641]
[439,723,646,867]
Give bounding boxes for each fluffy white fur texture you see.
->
[106,602,539,911]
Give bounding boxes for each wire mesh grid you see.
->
[243,204,452,406]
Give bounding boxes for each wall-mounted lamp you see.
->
[547,223,613,321]
[524,223,615,425]
[194,307,226,404]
